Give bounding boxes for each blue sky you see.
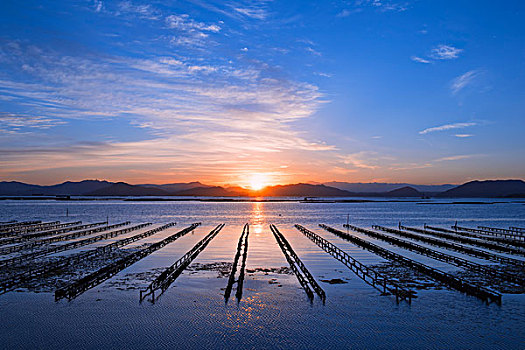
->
[0,0,524,186]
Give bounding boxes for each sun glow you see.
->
[249,173,269,191]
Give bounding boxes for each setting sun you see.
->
[249,173,268,191]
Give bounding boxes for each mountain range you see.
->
[0,179,524,198]
[435,180,525,198]
[324,181,456,193]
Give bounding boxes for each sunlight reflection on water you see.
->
[251,201,264,234]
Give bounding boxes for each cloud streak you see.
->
[451,70,480,94]
[434,154,477,162]
[411,44,463,64]
[355,1,409,12]
[419,122,476,135]
[411,56,430,64]
[430,45,463,60]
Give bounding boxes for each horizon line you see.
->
[2,178,525,188]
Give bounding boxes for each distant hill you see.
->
[173,186,235,196]
[86,182,170,196]
[46,180,113,195]
[325,181,455,193]
[0,180,112,196]
[255,183,353,197]
[0,180,210,196]
[438,180,525,197]
[0,181,45,196]
[385,186,423,197]
[223,186,251,197]
[140,182,210,193]
[1,179,524,198]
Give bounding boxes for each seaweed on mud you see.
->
[245,267,293,275]
[369,262,445,291]
[187,262,233,278]
[320,278,348,285]
[4,248,135,293]
[105,268,166,290]
[370,261,525,294]
[453,269,525,294]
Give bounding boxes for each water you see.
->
[0,198,524,349]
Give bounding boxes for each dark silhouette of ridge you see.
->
[86,182,170,196]
[254,183,354,197]
[437,179,525,198]
[1,179,523,198]
[47,180,113,195]
[173,186,235,196]
[325,181,455,193]
[0,180,112,196]
[0,181,46,196]
[140,182,209,193]
[385,186,423,197]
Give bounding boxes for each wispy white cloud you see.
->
[419,122,476,135]
[165,14,221,33]
[306,47,322,56]
[117,1,161,20]
[164,13,221,47]
[0,113,66,134]
[187,0,271,23]
[411,56,430,64]
[233,7,268,20]
[194,1,272,21]
[356,0,409,12]
[455,134,473,138]
[339,151,384,170]
[388,162,432,171]
[451,70,479,94]
[93,0,104,13]
[411,44,462,64]
[434,154,477,162]
[430,44,463,60]
[336,9,352,17]
[88,3,221,48]
[388,154,480,171]
[337,1,408,17]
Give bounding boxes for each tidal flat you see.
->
[1,198,524,349]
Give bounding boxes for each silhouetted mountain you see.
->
[0,180,208,196]
[222,186,251,196]
[385,186,423,197]
[0,180,112,195]
[0,181,45,195]
[2,179,524,198]
[174,186,235,196]
[255,183,353,197]
[325,181,455,193]
[438,180,525,197]
[46,180,113,195]
[86,182,170,196]
[140,182,210,193]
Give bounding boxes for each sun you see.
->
[249,173,268,191]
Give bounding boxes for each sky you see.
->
[0,0,524,187]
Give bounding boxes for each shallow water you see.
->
[0,198,524,349]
